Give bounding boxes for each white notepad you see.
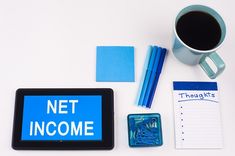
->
[173,81,223,149]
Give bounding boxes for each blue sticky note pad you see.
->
[96,46,135,82]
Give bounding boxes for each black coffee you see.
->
[176,11,221,50]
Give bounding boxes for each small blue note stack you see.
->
[96,46,135,82]
[137,46,167,108]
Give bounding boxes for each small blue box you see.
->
[127,113,163,147]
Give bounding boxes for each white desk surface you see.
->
[0,0,235,155]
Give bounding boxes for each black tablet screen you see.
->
[12,89,114,150]
[21,95,102,141]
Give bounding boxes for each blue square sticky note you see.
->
[96,46,135,82]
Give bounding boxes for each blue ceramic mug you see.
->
[172,5,226,79]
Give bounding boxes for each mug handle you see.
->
[199,52,225,79]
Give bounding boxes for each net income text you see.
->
[29,99,95,137]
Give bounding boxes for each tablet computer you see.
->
[12,88,114,150]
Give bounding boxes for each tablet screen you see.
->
[21,95,102,141]
[12,88,114,150]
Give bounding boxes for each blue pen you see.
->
[143,46,162,107]
[146,48,167,108]
[137,46,153,106]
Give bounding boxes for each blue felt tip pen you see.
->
[146,48,167,108]
[137,46,153,106]
[143,46,162,107]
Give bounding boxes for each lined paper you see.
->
[173,81,223,149]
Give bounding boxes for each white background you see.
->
[0,0,235,155]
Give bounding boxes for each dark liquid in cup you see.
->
[176,11,221,50]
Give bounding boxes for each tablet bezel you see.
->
[12,88,114,150]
